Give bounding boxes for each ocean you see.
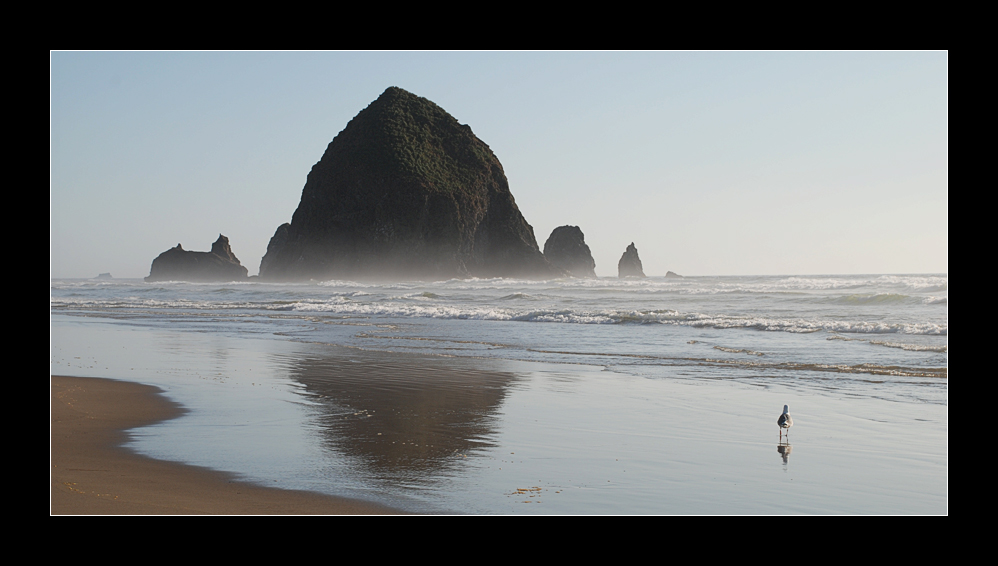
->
[50,273,947,514]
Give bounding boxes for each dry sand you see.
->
[51,375,401,515]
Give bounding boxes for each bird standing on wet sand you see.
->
[778,405,793,441]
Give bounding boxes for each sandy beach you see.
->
[51,375,401,515]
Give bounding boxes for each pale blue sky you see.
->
[51,51,947,278]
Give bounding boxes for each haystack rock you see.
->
[145,235,249,282]
[665,271,683,278]
[259,86,561,281]
[543,225,597,278]
[617,242,646,278]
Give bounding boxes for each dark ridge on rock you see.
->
[543,225,597,278]
[145,234,249,282]
[259,86,561,281]
[617,242,646,278]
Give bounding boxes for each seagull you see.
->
[778,405,793,441]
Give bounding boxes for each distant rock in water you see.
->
[259,86,560,282]
[95,273,113,280]
[543,226,596,278]
[617,242,646,278]
[665,271,683,278]
[145,235,249,282]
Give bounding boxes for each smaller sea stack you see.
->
[543,225,597,278]
[617,242,646,278]
[145,234,249,282]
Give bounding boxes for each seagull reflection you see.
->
[777,442,792,465]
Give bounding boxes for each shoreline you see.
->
[51,375,403,515]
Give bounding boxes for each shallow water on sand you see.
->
[51,314,946,514]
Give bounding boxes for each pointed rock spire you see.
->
[617,242,646,278]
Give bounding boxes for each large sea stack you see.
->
[145,235,249,282]
[259,87,559,281]
[543,226,597,278]
[617,242,646,278]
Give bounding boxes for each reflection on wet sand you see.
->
[777,443,792,466]
[289,348,521,485]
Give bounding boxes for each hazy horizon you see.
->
[51,51,947,279]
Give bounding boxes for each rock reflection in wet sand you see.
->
[289,348,521,484]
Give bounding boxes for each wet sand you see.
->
[50,316,947,513]
[51,375,401,515]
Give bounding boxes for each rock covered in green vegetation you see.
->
[617,242,646,278]
[260,87,560,281]
[145,234,248,282]
[543,225,597,278]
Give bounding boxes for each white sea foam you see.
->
[51,273,948,404]
[257,297,947,335]
[869,340,948,353]
[51,274,948,377]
